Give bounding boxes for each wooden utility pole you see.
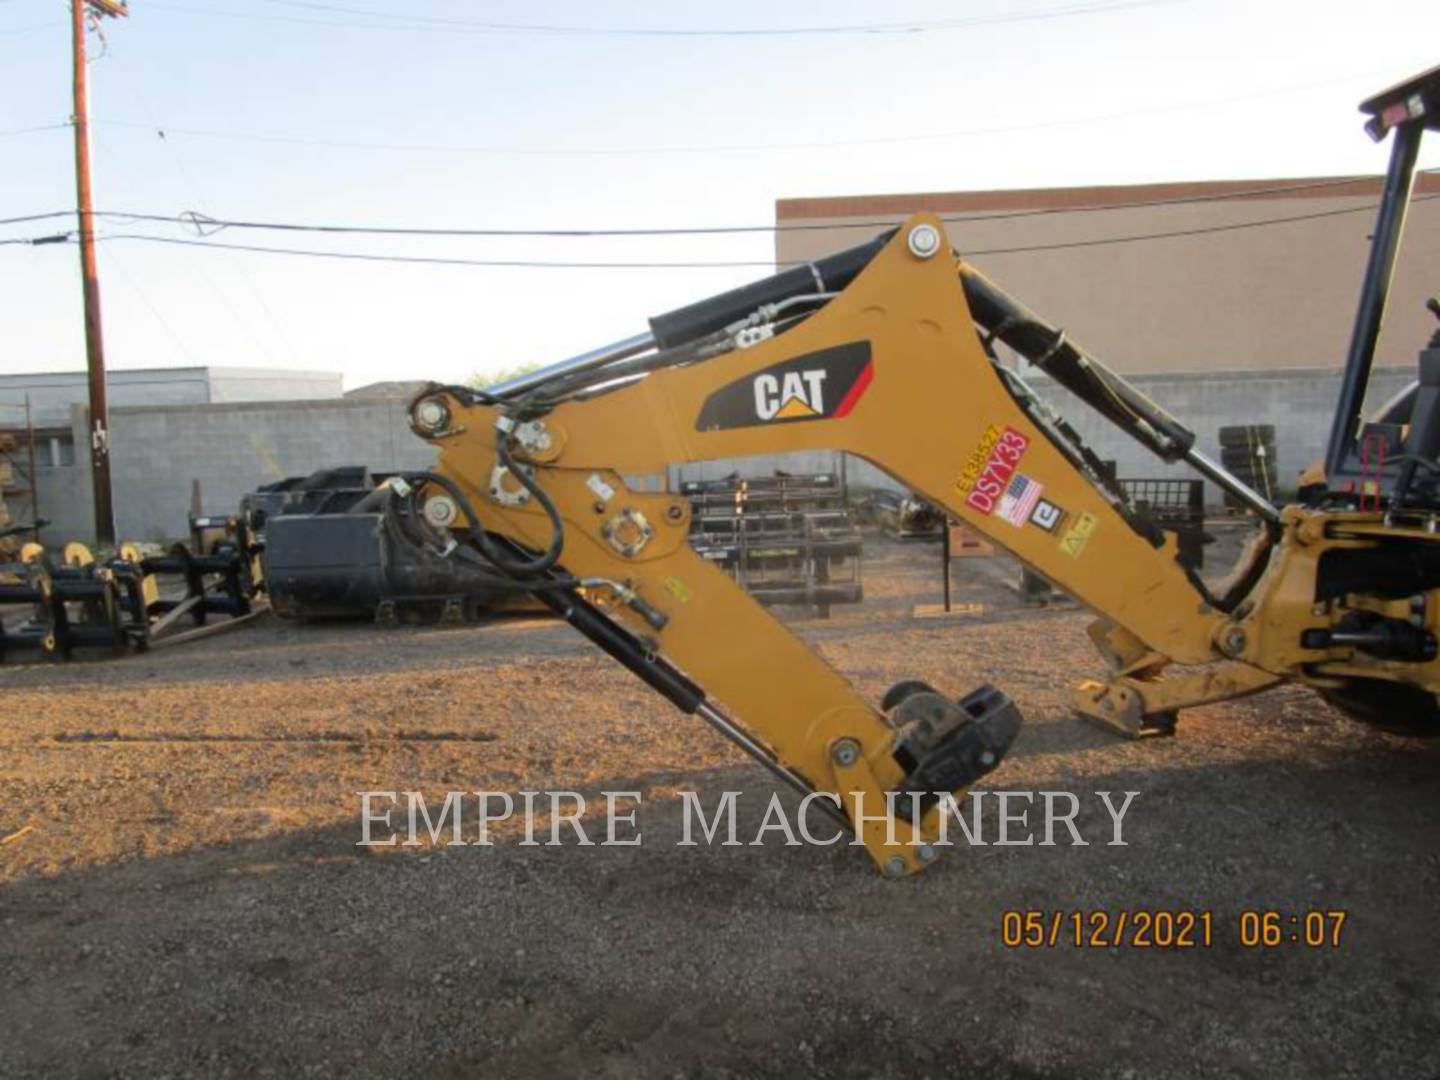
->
[70,0,128,548]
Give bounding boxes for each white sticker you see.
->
[586,473,616,503]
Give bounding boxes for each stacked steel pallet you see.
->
[681,471,863,618]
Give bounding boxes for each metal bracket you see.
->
[602,508,654,558]
[488,464,531,507]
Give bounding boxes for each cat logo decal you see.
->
[696,342,873,431]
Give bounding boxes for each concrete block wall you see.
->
[32,365,1421,547]
[42,396,436,546]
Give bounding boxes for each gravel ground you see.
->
[2,536,1439,1078]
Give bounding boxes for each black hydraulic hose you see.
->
[404,438,564,578]
[532,586,705,713]
[647,230,893,349]
[382,497,577,593]
[960,264,1197,461]
[491,426,565,573]
[349,485,394,514]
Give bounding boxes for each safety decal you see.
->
[956,424,1031,515]
[695,342,873,431]
[1059,511,1098,558]
[1028,499,1066,533]
[663,576,694,604]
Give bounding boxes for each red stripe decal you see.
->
[833,360,873,418]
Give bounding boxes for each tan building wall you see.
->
[776,175,1440,375]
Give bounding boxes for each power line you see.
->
[964,194,1440,255]
[0,232,72,246]
[0,211,73,226]
[116,74,306,364]
[61,194,1437,269]
[0,122,69,138]
[90,124,288,367]
[149,0,1178,38]
[93,234,777,268]
[87,70,1390,157]
[159,173,1440,235]
[3,169,1432,241]
[103,244,203,364]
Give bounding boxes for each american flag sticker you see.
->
[998,473,1043,528]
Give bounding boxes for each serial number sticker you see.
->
[1059,511,1097,557]
[955,424,1030,516]
[663,576,693,604]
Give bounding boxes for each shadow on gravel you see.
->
[3,745,1440,1080]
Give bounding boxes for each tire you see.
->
[1318,679,1440,737]
[1225,459,1279,481]
[881,679,940,712]
[1221,446,1275,470]
[1219,424,1276,448]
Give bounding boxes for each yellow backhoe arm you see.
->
[401,216,1286,875]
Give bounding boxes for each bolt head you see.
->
[907,224,942,259]
[423,495,458,528]
[415,398,448,432]
[885,856,908,879]
[831,739,860,767]
[917,844,938,864]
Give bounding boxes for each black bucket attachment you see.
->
[252,467,534,624]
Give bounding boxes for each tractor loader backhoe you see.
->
[388,66,1440,876]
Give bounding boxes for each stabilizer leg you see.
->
[1074,618,1280,737]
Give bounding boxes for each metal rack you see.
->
[0,398,40,552]
[680,470,864,618]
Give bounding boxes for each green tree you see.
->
[467,360,544,389]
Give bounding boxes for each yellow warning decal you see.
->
[663,576,694,603]
[1059,512,1097,558]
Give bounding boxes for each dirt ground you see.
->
[2,534,1439,1078]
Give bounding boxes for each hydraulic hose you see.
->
[403,432,564,579]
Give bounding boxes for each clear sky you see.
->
[3,0,1438,390]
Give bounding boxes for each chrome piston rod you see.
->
[694,701,854,833]
[1184,446,1280,523]
[489,331,655,399]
